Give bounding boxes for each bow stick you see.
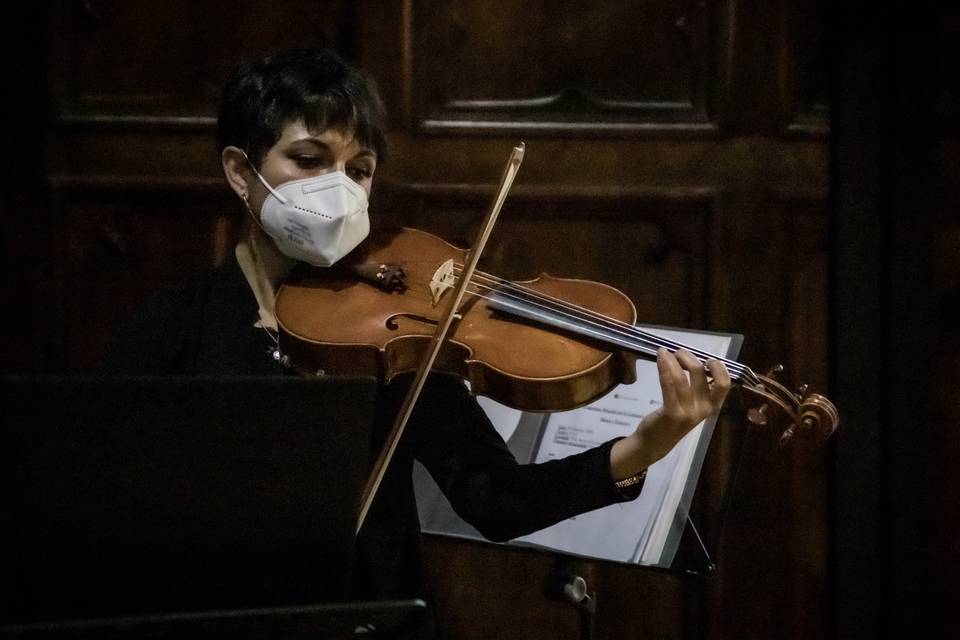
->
[356,143,526,533]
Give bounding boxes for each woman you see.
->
[106,48,730,602]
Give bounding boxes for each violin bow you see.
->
[355,143,526,533]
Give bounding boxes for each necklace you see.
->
[261,325,288,366]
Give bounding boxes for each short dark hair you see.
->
[217,48,387,166]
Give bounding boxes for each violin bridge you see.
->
[430,258,456,306]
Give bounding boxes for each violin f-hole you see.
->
[385,312,439,330]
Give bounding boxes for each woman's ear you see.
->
[221,146,252,200]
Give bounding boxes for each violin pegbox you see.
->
[741,364,839,446]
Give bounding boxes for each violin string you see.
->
[401,270,755,383]
[477,272,755,382]
[395,269,757,384]
[403,273,673,362]
[467,281,753,383]
[360,259,754,380]
[448,265,757,384]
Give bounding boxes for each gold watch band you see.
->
[614,468,648,489]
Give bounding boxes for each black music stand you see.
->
[0,376,417,636]
[0,600,428,639]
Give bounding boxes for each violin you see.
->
[275,225,839,439]
[273,144,839,529]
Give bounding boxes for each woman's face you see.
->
[246,120,377,219]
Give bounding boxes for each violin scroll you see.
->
[741,364,839,445]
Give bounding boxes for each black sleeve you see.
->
[408,374,642,542]
[99,287,198,374]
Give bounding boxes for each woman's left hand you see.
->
[610,347,731,480]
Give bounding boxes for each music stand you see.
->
[1,376,380,628]
[0,600,428,639]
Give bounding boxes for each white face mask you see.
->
[245,156,370,267]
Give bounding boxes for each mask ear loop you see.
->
[240,150,288,205]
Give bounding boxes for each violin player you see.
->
[103,48,730,613]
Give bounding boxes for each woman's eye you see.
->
[348,166,373,181]
[293,155,322,169]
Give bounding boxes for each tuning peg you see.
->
[764,364,784,379]
[797,383,809,397]
[778,423,797,447]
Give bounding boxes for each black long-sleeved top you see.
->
[103,255,640,601]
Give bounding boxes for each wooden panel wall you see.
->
[5,1,841,638]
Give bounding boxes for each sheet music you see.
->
[474,395,523,444]
[512,328,733,564]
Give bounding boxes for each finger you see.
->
[675,348,708,402]
[705,359,732,408]
[666,349,694,409]
[656,347,683,413]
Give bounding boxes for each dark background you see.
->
[2,1,957,638]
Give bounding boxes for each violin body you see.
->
[276,227,639,412]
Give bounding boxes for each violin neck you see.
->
[486,289,754,385]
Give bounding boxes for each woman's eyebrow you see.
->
[289,137,331,150]
[352,149,377,162]
[288,137,375,161]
